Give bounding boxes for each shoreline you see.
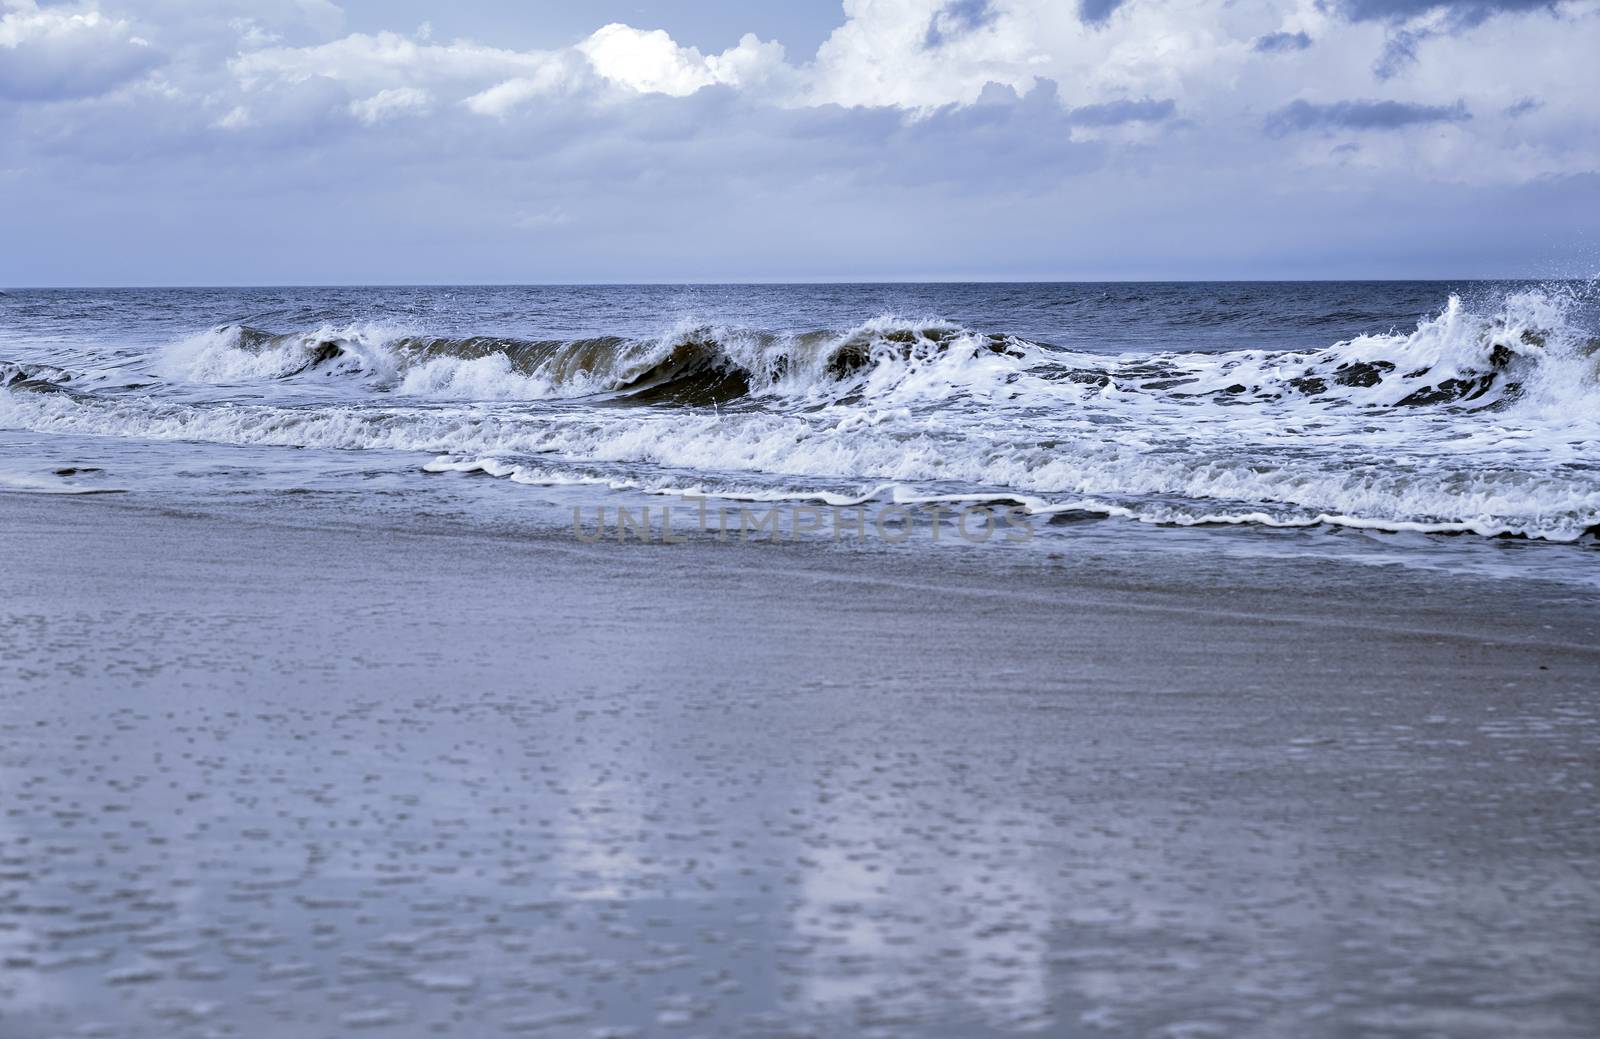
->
[3,489,1599,1037]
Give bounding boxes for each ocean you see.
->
[6,281,1600,1038]
[3,280,1599,578]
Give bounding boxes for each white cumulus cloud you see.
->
[350,86,431,125]
[463,65,577,117]
[578,23,786,96]
[0,1,161,101]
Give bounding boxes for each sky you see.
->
[1,0,1597,284]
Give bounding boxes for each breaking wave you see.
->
[154,318,1033,405]
[1,360,77,392]
[151,291,1600,416]
[5,285,1600,541]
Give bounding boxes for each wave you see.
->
[151,291,1600,417]
[154,317,1032,406]
[7,373,1598,540]
[6,286,1600,542]
[1,360,77,392]
[421,455,1597,540]
[1107,289,1600,412]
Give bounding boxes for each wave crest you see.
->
[7,287,1599,543]
[1,360,77,392]
[155,318,1035,405]
[151,290,1600,415]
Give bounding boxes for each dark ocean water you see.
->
[3,281,1599,571]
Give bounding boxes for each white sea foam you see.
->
[157,323,403,383]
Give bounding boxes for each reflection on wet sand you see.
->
[2,493,1598,1038]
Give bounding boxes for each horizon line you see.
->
[2,276,1581,291]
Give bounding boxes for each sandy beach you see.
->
[3,489,1597,1038]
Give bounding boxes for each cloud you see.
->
[1324,0,1562,78]
[462,71,572,117]
[289,0,344,38]
[214,74,351,141]
[1068,97,1175,125]
[807,0,1045,108]
[0,2,162,101]
[350,86,431,125]
[1266,98,1471,135]
[0,0,1595,284]
[1373,27,1430,77]
[1253,31,1313,52]
[513,205,571,230]
[1078,0,1128,26]
[230,31,564,96]
[925,0,996,46]
[1329,0,1555,25]
[578,24,785,97]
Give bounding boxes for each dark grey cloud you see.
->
[1266,98,1470,135]
[1328,0,1555,24]
[1327,0,1559,77]
[924,0,995,47]
[1068,97,1176,126]
[1373,27,1429,78]
[1078,0,1128,27]
[1504,97,1542,118]
[1253,31,1313,52]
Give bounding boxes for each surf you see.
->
[4,284,1598,541]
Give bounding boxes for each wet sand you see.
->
[2,491,1599,1038]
